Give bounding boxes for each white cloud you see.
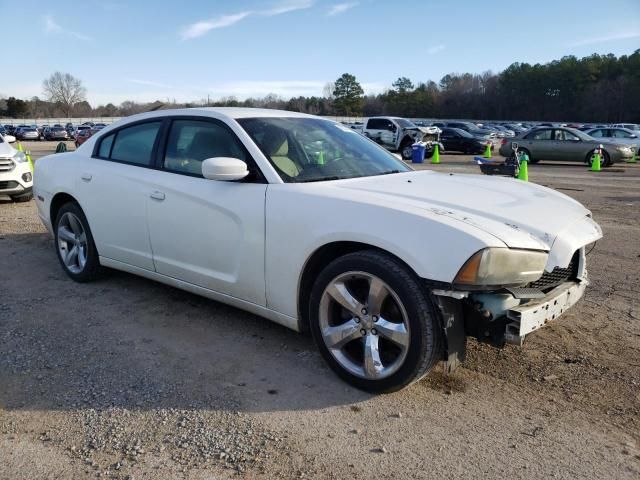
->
[43,15,91,41]
[327,2,358,16]
[427,44,445,54]
[181,0,314,40]
[569,32,640,47]
[180,12,252,39]
[261,0,314,16]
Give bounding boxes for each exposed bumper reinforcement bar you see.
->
[505,280,587,345]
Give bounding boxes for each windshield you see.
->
[394,118,416,128]
[569,128,594,141]
[238,117,412,183]
[452,128,473,138]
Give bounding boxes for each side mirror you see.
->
[202,157,249,181]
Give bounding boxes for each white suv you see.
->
[0,135,33,202]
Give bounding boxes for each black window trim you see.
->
[155,115,267,183]
[92,118,165,170]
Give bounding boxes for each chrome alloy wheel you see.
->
[57,212,88,274]
[319,271,411,380]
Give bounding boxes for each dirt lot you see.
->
[1,141,639,479]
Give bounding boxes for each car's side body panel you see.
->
[264,180,506,319]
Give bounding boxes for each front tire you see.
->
[309,251,443,393]
[400,140,414,160]
[54,202,100,282]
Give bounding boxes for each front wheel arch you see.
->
[50,192,82,229]
[297,242,423,333]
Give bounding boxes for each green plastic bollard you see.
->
[517,151,529,181]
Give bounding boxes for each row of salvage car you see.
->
[344,117,638,165]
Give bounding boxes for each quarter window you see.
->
[163,120,246,176]
[109,122,161,166]
[98,133,114,158]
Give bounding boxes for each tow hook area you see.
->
[431,290,466,374]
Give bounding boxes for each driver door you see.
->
[145,117,267,305]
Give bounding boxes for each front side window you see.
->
[589,129,604,138]
[163,120,246,176]
[109,122,161,166]
[239,117,411,183]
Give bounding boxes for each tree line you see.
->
[1,50,638,122]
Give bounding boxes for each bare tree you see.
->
[42,72,87,117]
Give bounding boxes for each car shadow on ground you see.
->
[0,232,373,415]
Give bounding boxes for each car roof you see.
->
[105,108,317,129]
[191,107,314,119]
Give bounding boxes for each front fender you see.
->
[264,184,505,319]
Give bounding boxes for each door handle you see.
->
[81,173,92,182]
[150,191,165,201]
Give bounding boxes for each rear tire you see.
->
[518,148,538,164]
[54,202,101,282]
[309,250,443,393]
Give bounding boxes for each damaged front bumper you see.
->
[432,247,590,372]
[504,280,586,345]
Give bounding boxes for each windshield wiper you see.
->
[377,169,400,175]
[297,176,341,183]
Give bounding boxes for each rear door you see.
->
[522,128,554,160]
[145,117,267,305]
[78,120,162,270]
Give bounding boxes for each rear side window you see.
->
[109,122,161,166]
[529,129,552,140]
[98,133,114,157]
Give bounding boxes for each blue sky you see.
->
[1,0,639,106]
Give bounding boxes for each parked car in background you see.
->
[586,127,640,151]
[499,127,634,166]
[16,127,40,141]
[45,126,69,141]
[611,123,639,131]
[34,107,602,392]
[443,121,497,139]
[439,127,490,154]
[0,133,33,202]
[74,128,93,147]
[90,124,106,135]
[362,116,443,160]
[66,124,76,139]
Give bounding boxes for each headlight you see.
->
[454,248,548,288]
[615,146,631,153]
[13,151,27,163]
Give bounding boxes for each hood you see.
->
[0,140,16,158]
[331,171,602,268]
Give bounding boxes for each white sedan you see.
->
[34,108,602,392]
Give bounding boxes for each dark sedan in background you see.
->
[499,127,634,166]
[440,127,491,154]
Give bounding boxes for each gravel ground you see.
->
[1,141,639,479]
